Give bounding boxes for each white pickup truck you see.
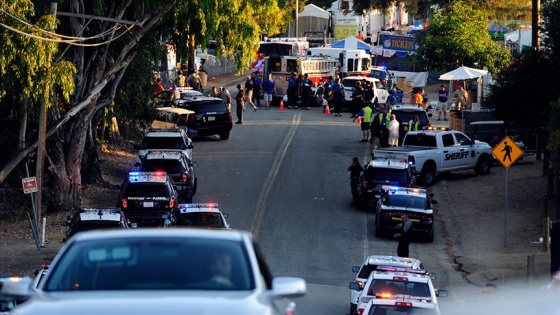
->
[373,129,494,186]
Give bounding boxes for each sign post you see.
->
[492,136,524,246]
[22,177,38,194]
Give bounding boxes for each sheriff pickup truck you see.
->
[373,129,494,186]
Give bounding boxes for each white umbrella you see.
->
[439,66,488,80]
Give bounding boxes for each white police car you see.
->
[134,128,194,162]
[175,203,231,229]
[350,266,446,315]
[61,208,130,241]
[375,186,437,242]
[360,294,441,315]
[349,256,424,315]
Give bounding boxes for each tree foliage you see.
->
[413,1,511,73]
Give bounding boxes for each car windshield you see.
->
[366,279,431,298]
[141,160,184,174]
[341,79,360,88]
[403,134,437,147]
[180,212,224,228]
[367,305,437,315]
[70,222,125,236]
[385,195,427,209]
[371,70,387,79]
[43,237,255,291]
[123,183,168,197]
[142,137,185,150]
[366,168,409,184]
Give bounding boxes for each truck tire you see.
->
[475,155,492,175]
[420,163,436,186]
[374,216,382,237]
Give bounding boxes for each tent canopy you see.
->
[299,4,329,19]
[439,66,488,80]
[330,36,371,53]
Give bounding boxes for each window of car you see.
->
[141,137,185,150]
[442,134,455,147]
[454,132,472,146]
[180,212,223,228]
[384,194,427,209]
[366,167,410,184]
[392,110,429,126]
[403,134,437,147]
[141,160,185,174]
[123,183,170,197]
[43,237,255,291]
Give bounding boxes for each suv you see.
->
[341,76,389,107]
[116,172,179,227]
[135,128,194,162]
[390,104,431,141]
[173,96,233,140]
[61,208,130,242]
[175,203,231,229]
[369,66,394,90]
[356,158,417,211]
[349,255,424,315]
[137,150,197,203]
[375,186,437,242]
[350,266,445,315]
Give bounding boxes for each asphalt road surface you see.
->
[192,106,456,315]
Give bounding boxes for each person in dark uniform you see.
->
[287,72,299,109]
[394,213,412,257]
[235,84,244,124]
[300,73,313,110]
[332,78,344,117]
[351,81,364,118]
[347,157,364,207]
[374,107,391,147]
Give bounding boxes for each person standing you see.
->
[209,86,220,97]
[375,107,391,147]
[218,87,232,111]
[437,84,449,121]
[178,71,186,88]
[408,114,420,133]
[300,73,313,110]
[234,84,244,124]
[155,77,164,95]
[348,157,363,207]
[262,73,276,110]
[394,213,412,257]
[453,85,468,110]
[412,88,423,107]
[251,72,262,107]
[388,114,400,147]
[244,76,258,111]
[322,76,334,113]
[351,81,364,118]
[332,78,344,117]
[287,72,299,109]
[355,103,372,142]
[187,70,202,91]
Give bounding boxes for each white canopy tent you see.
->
[288,4,330,37]
[439,66,488,80]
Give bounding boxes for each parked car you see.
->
[173,97,233,140]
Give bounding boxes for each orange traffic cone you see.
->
[324,104,331,115]
[355,117,361,124]
[279,99,285,110]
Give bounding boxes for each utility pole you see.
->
[295,0,299,39]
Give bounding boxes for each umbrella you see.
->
[439,66,488,80]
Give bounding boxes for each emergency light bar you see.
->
[376,265,428,274]
[426,126,451,131]
[180,203,219,209]
[381,186,426,196]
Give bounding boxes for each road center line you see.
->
[251,113,301,237]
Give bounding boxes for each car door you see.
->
[440,133,461,170]
[373,80,389,104]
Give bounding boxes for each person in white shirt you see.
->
[388,114,400,147]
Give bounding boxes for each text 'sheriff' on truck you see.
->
[373,129,494,186]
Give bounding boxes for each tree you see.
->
[413,1,511,73]
[0,0,290,213]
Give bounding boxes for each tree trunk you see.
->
[188,33,196,73]
[81,117,103,185]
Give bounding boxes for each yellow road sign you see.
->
[492,136,524,168]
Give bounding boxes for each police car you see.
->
[117,172,179,227]
[375,186,437,242]
[0,276,33,314]
[175,203,231,229]
[137,150,197,203]
[360,294,441,315]
[61,208,130,242]
[356,158,417,211]
[350,266,446,315]
[134,128,194,162]
[349,256,424,315]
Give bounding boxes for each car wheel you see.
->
[420,163,436,186]
[475,155,492,175]
[375,216,382,237]
[426,229,434,243]
[192,178,197,195]
[219,131,230,140]
[350,303,357,315]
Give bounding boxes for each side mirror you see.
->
[436,289,448,297]
[222,213,229,219]
[187,144,194,149]
[190,161,199,167]
[349,281,362,291]
[352,266,360,273]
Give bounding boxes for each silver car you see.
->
[5,229,306,315]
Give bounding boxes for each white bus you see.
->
[307,47,371,77]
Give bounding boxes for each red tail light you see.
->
[362,180,369,188]
[169,198,175,208]
[182,173,189,182]
[395,302,412,307]
[408,155,415,165]
[227,111,232,121]
[121,198,128,208]
[358,308,365,315]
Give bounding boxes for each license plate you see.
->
[208,116,216,121]
[143,202,154,207]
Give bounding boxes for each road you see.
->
[191,107,457,315]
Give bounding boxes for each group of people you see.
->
[435,83,469,120]
[354,105,407,148]
[285,72,316,110]
[232,71,277,124]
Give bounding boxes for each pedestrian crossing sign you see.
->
[491,136,523,169]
